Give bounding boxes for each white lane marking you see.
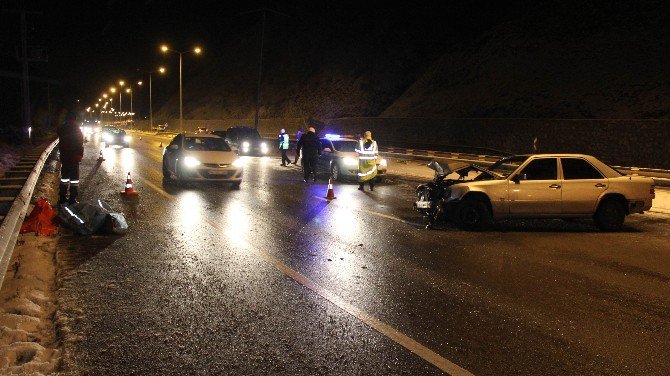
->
[139,175,473,375]
[312,195,418,225]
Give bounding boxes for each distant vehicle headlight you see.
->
[242,141,250,148]
[123,135,131,142]
[260,142,268,153]
[380,158,388,167]
[342,157,358,166]
[232,158,244,168]
[183,156,201,168]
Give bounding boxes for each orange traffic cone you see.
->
[97,150,105,162]
[120,172,139,196]
[325,177,337,200]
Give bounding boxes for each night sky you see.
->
[1,0,512,97]
[2,0,666,132]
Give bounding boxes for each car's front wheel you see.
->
[455,198,491,231]
[594,199,626,231]
[162,159,171,179]
[331,163,341,181]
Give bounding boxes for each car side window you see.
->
[519,158,558,180]
[561,158,604,179]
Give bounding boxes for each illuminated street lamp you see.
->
[103,93,108,99]
[142,66,167,130]
[160,44,202,132]
[125,87,134,125]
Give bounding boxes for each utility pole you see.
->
[2,9,42,142]
[255,10,266,130]
[238,7,289,130]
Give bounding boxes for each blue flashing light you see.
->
[324,133,341,140]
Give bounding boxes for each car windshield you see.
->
[331,140,358,152]
[487,155,529,177]
[233,128,261,140]
[183,137,231,151]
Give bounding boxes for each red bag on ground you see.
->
[20,198,58,236]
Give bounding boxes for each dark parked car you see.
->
[224,126,269,156]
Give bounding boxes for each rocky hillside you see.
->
[155,1,670,121]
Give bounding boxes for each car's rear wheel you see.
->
[455,198,491,231]
[594,199,626,231]
[231,181,241,190]
[331,163,341,181]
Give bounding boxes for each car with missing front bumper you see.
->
[162,133,243,187]
[317,134,387,181]
[415,154,655,231]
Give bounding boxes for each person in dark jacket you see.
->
[57,111,84,205]
[295,127,321,182]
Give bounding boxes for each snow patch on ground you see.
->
[0,171,61,374]
[0,143,26,173]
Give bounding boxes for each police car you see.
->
[317,134,387,181]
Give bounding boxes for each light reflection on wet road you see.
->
[56,135,670,375]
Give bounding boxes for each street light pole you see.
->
[149,73,153,130]
[179,51,183,133]
[161,45,201,134]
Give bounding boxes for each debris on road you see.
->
[56,200,128,235]
[20,198,58,237]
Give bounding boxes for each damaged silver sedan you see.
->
[414,154,655,231]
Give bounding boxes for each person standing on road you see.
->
[278,128,291,166]
[295,127,321,182]
[57,111,84,205]
[356,130,378,191]
[293,128,304,164]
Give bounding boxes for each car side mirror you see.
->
[323,147,332,153]
[169,144,179,150]
[512,173,527,183]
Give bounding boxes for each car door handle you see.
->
[595,183,606,188]
[549,184,561,189]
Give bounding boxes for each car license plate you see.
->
[415,201,431,209]
[208,170,228,176]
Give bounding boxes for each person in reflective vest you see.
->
[278,129,291,166]
[57,111,84,205]
[356,130,378,191]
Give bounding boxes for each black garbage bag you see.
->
[56,200,128,235]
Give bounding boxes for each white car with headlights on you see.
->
[317,134,387,181]
[162,133,243,187]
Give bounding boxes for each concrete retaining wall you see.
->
[133,118,669,169]
[322,118,670,169]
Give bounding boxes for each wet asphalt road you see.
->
[56,134,670,375]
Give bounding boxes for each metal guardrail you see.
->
[0,139,59,289]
